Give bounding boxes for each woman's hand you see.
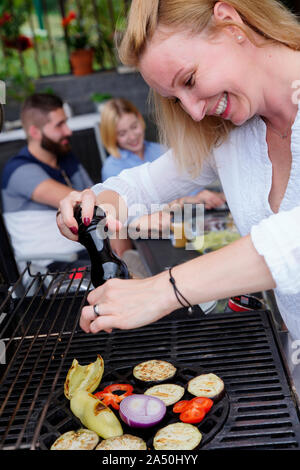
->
[171,190,226,210]
[199,190,226,209]
[57,188,122,241]
[80,273,178,334]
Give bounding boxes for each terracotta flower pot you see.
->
[70,48,94,76]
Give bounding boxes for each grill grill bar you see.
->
[30,298,87,450]
[1,267,300,450]
[0,268,91,449]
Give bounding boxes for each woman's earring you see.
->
[237,35,243,42]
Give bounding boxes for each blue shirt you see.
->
[101,141,165,181]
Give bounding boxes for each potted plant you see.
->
[62,10,94,76]
[0,7,33,53]
[91,92,112,113]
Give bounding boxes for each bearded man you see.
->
[1,93,93,270]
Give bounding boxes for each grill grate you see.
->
[38,363,230,450]
[1,268,300,450]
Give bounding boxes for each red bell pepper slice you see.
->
[94,391,120,410]
[103,383,133,396]
[94,384,133,410]
[173,400,190,413]
[180,407,206,424]
[190,397,214,413]
[172,397,214,424]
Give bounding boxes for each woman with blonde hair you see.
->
[100,98,162,180]
[57,0,300,339]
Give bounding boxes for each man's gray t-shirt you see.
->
[1,146,93,266]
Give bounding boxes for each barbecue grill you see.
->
[1,264,300,451]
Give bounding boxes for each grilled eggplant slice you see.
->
[50,429,99,450]
[95,434,147,450]
[133,360,177,383]
[153,422,202,450]
[144,383,185,406]
[187,373,225,401]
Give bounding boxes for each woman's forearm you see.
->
[95,190,129,224]
[81,233,277,335]
[93,191,276,306]
[159,234,276,308]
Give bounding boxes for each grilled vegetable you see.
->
[173,397,213,424]
[179,407,206,424]
[144,383,185,406]
[64,355,104,400]
[133,360,177,383]
[94,384,133,410]
[172,400,189,413]
[70,390,123,439]
[153,422,202,450]
[95,434,147,450]
[187,373,225,401]
[50,429,99,450]
[119,394,166,428]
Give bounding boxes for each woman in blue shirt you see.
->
[101,99,163,180]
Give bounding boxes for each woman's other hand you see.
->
[171,190,226,210]
[199,190,226,209]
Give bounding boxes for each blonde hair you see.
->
[100,98,145,158]
[118,0,300,176]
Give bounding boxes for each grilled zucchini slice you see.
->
[188,373,225,401]
[144,383,185,406]
[95,434,147,450]
[50,429,99,450]
[153,422,202,450]
[133,360,177,383]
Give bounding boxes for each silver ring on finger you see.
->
[93,304,101,317]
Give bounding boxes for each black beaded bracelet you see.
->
[168,267,194,314]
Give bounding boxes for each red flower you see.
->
[0,11,12,26]
[16,35,33,51]
[3,35,33,51]
[62,10,77,28]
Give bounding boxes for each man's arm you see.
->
[31,178,74,208]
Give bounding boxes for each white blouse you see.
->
[93,105,300,340]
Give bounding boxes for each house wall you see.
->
[5,69,152,122]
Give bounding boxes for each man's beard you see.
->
[40,133,71,161]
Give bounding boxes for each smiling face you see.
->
[116,112,145,155]
[139,25,263,127]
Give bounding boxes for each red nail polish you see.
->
[70,226,78,235]
[84,217,90,226]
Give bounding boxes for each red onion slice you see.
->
[119,394,166,428]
